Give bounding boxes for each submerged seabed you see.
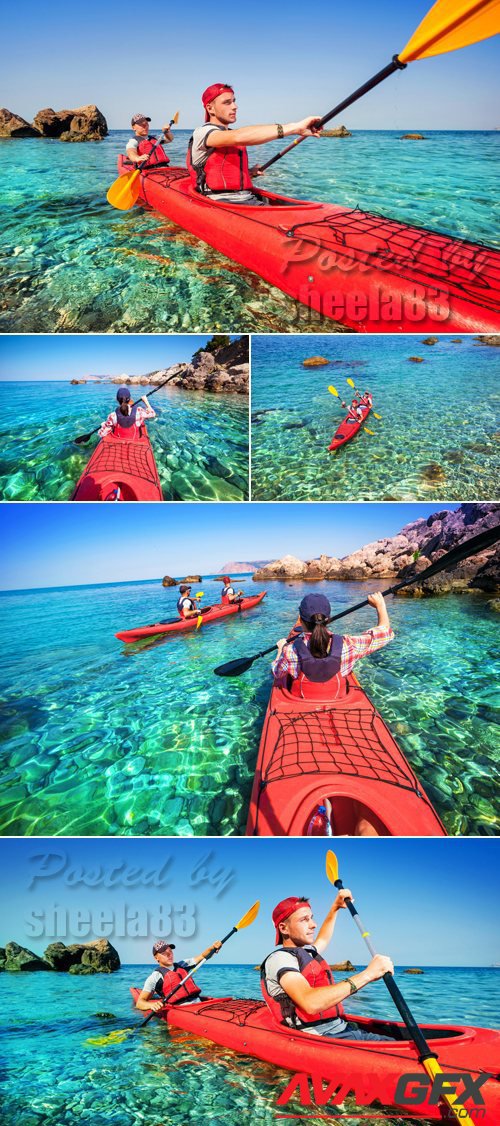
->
[1,965,499,1126]
[251,335,500,501]
[0,382,249,502]
[0,579,498,836]
[1,130,498,333]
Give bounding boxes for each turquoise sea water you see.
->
[0,381,249,501]
[0,576,498,837]
[251,335,500,501]
[1,130,499,333]
[1,964,498,1126]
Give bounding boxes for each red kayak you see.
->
[129,989,500,1123]
[115,592,266,643]
[72,430,162,501]
[246,674,446,837]
[117,159,500,333]
[329,402,371,451]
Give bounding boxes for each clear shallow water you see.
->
[0,577,498,837]
[1,130,498,333]
[251,335,500,501]
[0,382,249,501]
[1,964,498,1126]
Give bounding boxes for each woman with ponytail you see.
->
[98,386,157,440]
[271,592,394,701]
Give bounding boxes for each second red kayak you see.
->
[72,431,163,502]
[117,160,500,333]
[116,592,266,643]
[246,674,446,837]
[328,402,371,451]
[129,989,500,1123]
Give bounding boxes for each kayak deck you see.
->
[72,431,162,502]
[117,160,500,333]
[246,675,446,836]
[115,592,266,643]
[329,403,371,451]
[129,989,500,1123]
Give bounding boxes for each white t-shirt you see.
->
[190,124,256,204]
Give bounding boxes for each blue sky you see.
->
[0,336,231,381]
[1,838,498,965]
[0,503,458,590]
[3,1,500,129]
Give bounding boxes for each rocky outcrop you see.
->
[1,939,120,972]
[159,336,249,394]
[253,504,500,596]
[404,968,424,974]
[70,379,87,385]
[33,104,107,141]
[162,575,176,587]
[0,109,40,137]
[401,133,426,139]
[474,335,500,346]
[182,575,202,583]
[321,126,352,137]
[1,942,52,971]
[409,356,424,362]
[302,356,330,367]
[330,960,356,971]
[422,337,439,345]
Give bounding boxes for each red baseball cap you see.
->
[272,897,310,944]
[222,575,231,583]
[202,83,234,121]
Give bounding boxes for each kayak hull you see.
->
[129,989,500,1123]
[72,430,162,501]
[115,591,266,643]
[246,675,446,836]
[117,159,500,333]
[329,403,371,451]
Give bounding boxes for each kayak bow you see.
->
[328,402,371,451]
[117,159,500,333]
[116,592,267,643]
[72,430,163,502]
[129,989,500,1123]
[246,673,446,836]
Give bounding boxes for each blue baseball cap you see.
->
[299,594,331,621]
[116,386,131,402]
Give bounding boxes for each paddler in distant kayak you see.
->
[125,113,173,166]
[134,938,222,1012]
[341,398,364,422]
[177,584,202,620]
[261,895,395,1040]
[98,386,156,439]
[187,84,321,206]
[221,576,244,604]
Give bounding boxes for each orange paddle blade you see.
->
[107,169,141,210]
[400,0,500,63]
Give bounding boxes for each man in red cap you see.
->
[260,895,395,1040]
[126,113,174,167]
[135,937,222,1012]
[186,84,321,205]
[220,576,244,605]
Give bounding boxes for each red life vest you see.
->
[260,946,345,1028]
[187,133,253,195]
[159,965,201,1004]
[220,587,232,605]
[289,634,348,701]
[124,136,170,167]
[111,403,142,441]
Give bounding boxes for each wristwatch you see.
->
[276,124,284,139]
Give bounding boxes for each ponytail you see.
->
[304,614,331,659]
[118,401,131,416]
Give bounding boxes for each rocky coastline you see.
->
[0,939,120,974]
[70,336,249,395]
[0,105,107,141]
[252,503,500,597]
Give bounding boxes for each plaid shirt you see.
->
[271,625,394,681]
[98,402,156,438]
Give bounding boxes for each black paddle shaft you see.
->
[333,877,435,1063]
[214,523,500,676]
[258,55,405,173]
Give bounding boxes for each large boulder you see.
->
[4,942,52,971]
[33,104,107,141]
[0,109,39,137]
[45,939,120,972]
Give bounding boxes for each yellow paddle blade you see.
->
[325,850,339,884]
[196,615,203,630]
[364,427,375,435]
[399,0,500,63]
[346,377,356,388]
[423,1057,476,1126]
[86,1028,134,1047]
[373,412,382,420]
[235,900,260,930]
[327,385,339,397]
[106,169,141,211]
[195,592,204,599]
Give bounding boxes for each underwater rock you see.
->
[421,463,446,484]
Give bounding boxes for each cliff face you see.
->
[253,504,500,596]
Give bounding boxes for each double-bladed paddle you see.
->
[74,367,186,446]
[213,523,500,677]
[107,112,179,211]
[258,0,500,174]
[86,900,260,1047]
[325,851,476,1126]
